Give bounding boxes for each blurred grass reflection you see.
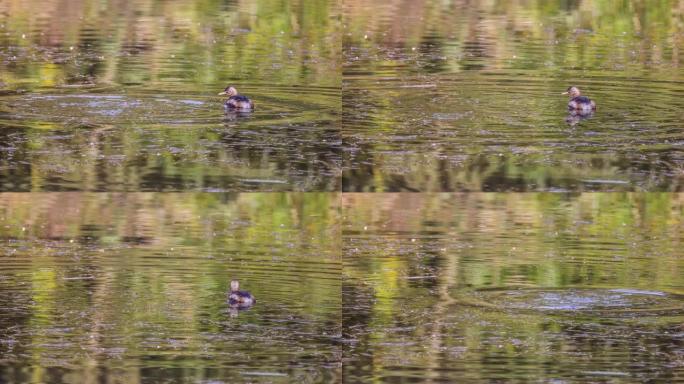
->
[342,0,684,192]
[344,0,684,74]
[0,0,341,89]
[0,192,341,383]
[343,193,684,382]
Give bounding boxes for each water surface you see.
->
[0,86,339,191]
[0,0,341,191]
[343,193,684,382]
[0,193,341,383]
[343,0,684,191]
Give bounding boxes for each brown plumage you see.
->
[562,86,596,111]
[228,280,255,307]
[218,86,254,110]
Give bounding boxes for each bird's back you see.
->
[229,290,255,304]
[226,95,254,110]
[568,96,595,110]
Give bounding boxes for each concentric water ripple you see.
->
[468,288,684,317]
[343,192,684,383]
[1,84,337,127]
[0,193,341,382]
[343,0,684,192]
[0,85,340,192]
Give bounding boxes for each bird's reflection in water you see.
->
[565,110,594,126]
[227,302,255,318]
[223,110,253,121]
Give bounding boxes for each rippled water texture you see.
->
[343,193,684,382]
[0,193,341,383]
[0,0,341,191]
[343,0,684,191]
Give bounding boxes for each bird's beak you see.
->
[218,91,227,96]
[561,91,569,95]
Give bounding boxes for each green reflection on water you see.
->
[344,0,683,74]
[343,193,684,382]
[0,0,342,192]
[0,193,341,383]
[0,0,340,88]
[343,0,684,192]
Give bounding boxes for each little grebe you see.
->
[218,86,254,110]
[562,86,596,111]
[228,280,255,307]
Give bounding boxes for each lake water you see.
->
[343,193,684,382]
[3,1,684,383]
[0,0,341,191]
[342,0,684,191]
[0,193,341,383]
